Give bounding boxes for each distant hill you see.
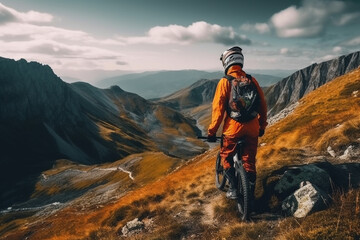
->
[95,70,281,99]
[265,51,360,116]
[0,57,206,209]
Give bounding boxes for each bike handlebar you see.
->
[197,136,222,139]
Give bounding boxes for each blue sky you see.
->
[0,0,359,81]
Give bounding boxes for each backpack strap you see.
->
[224,74,252,82]
[224,75,235,82]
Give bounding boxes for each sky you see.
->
[0,0,359,81]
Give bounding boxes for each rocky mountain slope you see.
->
[1,67,359,240]
[265,51,360,116]
[0,57,206,209]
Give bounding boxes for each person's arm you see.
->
[252,77,268,131]
[208,78,229,136]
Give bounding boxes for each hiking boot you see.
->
[226,187,238,199]
[225,168,238,199]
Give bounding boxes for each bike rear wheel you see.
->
[235,159,250,221]
[215,152,226,190]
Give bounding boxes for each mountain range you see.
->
[265,51,360,116]
[94,70,282,99]
[0,49,360,239]
[0,53,359,239]
[0,57,206,209]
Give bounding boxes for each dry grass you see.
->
[276,189,360,240]
[256,67,360,182]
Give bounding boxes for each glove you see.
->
[259,129,265,137]
[207,135,217,142]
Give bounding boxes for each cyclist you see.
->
[207,46,268,201]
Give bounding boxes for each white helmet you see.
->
[220,46,244,73]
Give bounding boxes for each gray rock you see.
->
[339,145,359,160]
[327,146,336,157]
[282,181,330,218]
[122,218,145,237]
[274,164,332,198]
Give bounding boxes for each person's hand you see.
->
[207,135,217,142]
[259,129,265,137]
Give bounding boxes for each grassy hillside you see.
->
[1,68,359,240]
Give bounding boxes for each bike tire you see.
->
[234,154,250,221]
[215,152,226,190]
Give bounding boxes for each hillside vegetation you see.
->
[1,68,359,239]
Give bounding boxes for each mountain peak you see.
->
[265,51,360,116]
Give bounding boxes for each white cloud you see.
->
[332,46,342,54]
[271,0,346,38]
[279,47,299,57]
[334,12,360,26]
[0,3,53,24]
[343,36,360,47]
[0,3,126,71]
[269,0,359,38]
[241,23,270,34]
[118,21,251,46]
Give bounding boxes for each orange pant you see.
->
[220,118,259,173]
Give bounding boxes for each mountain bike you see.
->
[199,136,251,221]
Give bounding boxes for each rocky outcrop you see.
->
[274,164,332,199]
[265,51,360,116]
[282,181,331,218]
[263,161,360,218]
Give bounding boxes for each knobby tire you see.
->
[215,152,226,190]
[234,154,250,221]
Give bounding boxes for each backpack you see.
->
[225,74,260,123]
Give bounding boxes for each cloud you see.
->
[269,0,359,38]
[118,21,251,46]
[342,36,360,47]
[0,3,127,71]
[240,23,270,34]
[279,47,300,57]
[0,3,53,24]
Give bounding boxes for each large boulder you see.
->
[274,164,332,199]
[282,181,331,218]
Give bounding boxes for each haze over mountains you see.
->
[95,70,283,99]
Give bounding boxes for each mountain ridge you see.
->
[265,51,360,116]
[0,57,206,209]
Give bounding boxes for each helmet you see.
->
[220,46,244,73]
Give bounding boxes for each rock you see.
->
[327,146,336,157]
[339,145,359,160]
[274,164,332,199]
[122,218,145,237]
[282,181,331,218]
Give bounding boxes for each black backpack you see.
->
[225,74,260,123]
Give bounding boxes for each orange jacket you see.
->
[208,65,268,136]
